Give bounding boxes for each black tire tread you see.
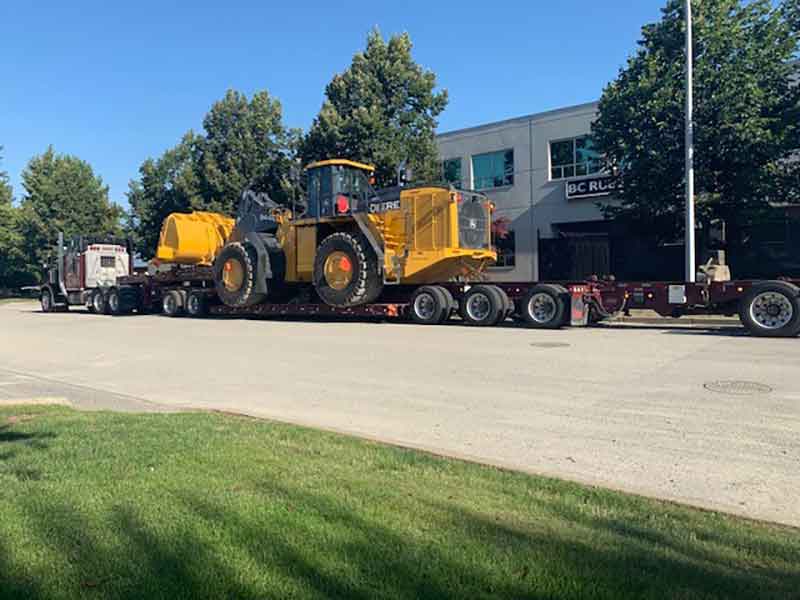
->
[313,232,383,307]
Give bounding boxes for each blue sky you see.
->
[1,1,666,207]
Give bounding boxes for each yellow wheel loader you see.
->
[212,159,497,309]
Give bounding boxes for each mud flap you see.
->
[570,291,589,327]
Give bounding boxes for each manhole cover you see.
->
[703,380,773,395]
[530,342,571,349]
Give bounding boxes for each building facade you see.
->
[438,60,800,282]
[436,102,619,282]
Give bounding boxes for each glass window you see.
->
[472,150,514,190]
[100,256,116,268]
[550,135,603,180]
[491,216,516,268]
[442,158,462,187]
[307,168,320,218]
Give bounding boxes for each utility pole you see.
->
[685,0,696,282]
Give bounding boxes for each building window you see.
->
[550,135,603,180]
[492,216,516,267]
[441,158,462,187]
[472,149,514,190]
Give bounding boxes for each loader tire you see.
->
[313,232,383,307]
[214,242,266,308]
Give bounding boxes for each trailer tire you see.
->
[409,286,448,325]
[436,286,456,321]
[214,242,266,308]
[186,291,207,318]
[519,284,567,329]
[739,281,800,338]
[162,290,184,317]
[460,285,503,326]
[40,288,54,313]
[313,232,383,308]
[490,286,512,325]
[91,289,107,315]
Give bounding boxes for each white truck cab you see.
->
[41,233,133,313]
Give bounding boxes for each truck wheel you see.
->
[162,290,184,317]
[40,288,54,313]
[409,286,448,325]
[214,242,266,307]
[313,232,383,307]
[460,285,503,326]
[186,292,207,318]
[107,289,123,315]
[739,282,800,338]
[91,289,107,315]
[519,284,567,329]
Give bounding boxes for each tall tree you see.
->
[593,0,800,242]
[197,90,298,209]
[127,90,299,259]
[126,133,203,258]
[19,147,123,272]
[301,30,448,187]
[0,146,26,289]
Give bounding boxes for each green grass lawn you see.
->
[0,405,797,600]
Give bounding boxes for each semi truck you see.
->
[40,233,133,313]
[40,159,800,338]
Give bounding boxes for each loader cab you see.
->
[305,159,377,219]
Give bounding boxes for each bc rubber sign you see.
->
[566,175,619,200]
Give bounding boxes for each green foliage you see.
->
[127,90,299,259]
[301,29,448,187]
[126,133,204,258]
[593,0,800,241]
[0,149,25,289]
[17,147,123,277]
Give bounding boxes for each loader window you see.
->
[319,166,333,216]
[307,168,321,218]
[333,166,373,210]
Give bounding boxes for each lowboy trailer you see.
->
[109,264,800,338]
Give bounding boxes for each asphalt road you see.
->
[1,301,798,526]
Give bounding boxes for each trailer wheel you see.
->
[214,242,266,308]
[162,290,184,317]
[186,291,207,318]
[739,282,800,338]
[519,285,567,329]
[313,232,382,307]
[490,286,512,325]
[91,289,107,315]
[408,286,449,325]
[40,288,54,313]
[436,286,456,321]
[460,285,503,326]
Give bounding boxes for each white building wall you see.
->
[437,102,615,281]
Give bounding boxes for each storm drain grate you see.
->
[703,380,773,395]
[530,342,571,349]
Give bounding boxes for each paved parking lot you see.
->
[1,300,798,526]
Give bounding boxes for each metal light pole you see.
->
[684,0,696,282]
